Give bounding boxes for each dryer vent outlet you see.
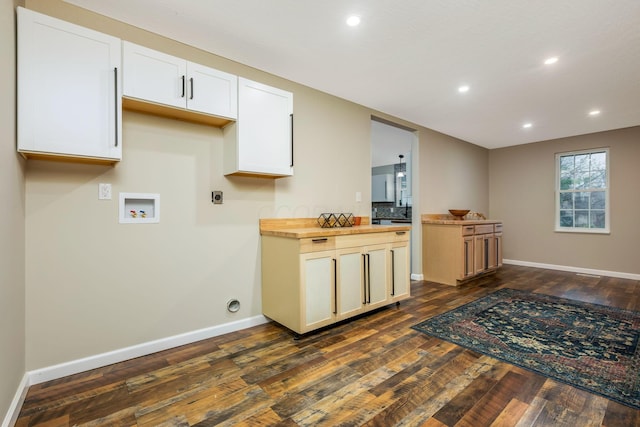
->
[227,299,240,313]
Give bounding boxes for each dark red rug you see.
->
[412,288,640,409]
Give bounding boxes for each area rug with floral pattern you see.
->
[412,288,640,409]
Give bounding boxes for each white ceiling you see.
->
[64,0,640,149]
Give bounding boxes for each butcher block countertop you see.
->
[421,214,502,225]
[260,217,410,239]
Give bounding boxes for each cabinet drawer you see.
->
[475,224,494,235]
[299,236,336,253]
[494,223,503,233]
[391,230,410,242]
[337,232,399,248]
[462,225,475,236]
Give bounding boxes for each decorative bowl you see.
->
[448,209,470,219]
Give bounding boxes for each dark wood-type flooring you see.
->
[15,265,640,426]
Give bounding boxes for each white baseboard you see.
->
[28,314,269,386]
[503,259,640,281]
[1,373,29,427]
[410,273,424,281]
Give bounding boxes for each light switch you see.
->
[99,183,112,200]
[355,191,362,202]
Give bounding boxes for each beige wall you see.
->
[419,128,489,215]
[22,0,489,371]
[489,126,640,275]
[0,0,26,421]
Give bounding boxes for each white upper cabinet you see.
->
[17,7,122,163]
[122,42,237,120]
[224,78,294,178]
[122,42,185,109]
[372,174,395,202]
[187,62,237,118]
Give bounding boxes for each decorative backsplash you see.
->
[372,202,412,219]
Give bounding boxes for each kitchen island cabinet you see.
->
[422,215,503,286]
[260,218,410,335]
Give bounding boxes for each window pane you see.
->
[574,170,590,189]
[560,210,573,227]
[560,156,574,173]
[591,152,606,170]
[591,211,606,228]
[575,192,589,209]
[560,173,573,190]
[560,192,573,209]
[575,210,589,227]
[575,154,590,172]
[591,191,605,209]
[590,170,606,188]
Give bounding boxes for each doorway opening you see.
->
[371,119,414,225]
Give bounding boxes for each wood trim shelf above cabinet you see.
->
[17,150,120,166]
[122,97,234,128]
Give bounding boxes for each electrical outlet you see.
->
[212,190,223,204]
[98,183,112,200]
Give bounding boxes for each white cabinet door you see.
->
[372,174,394,202]
[390,242,410,301]
[301,252,335,330]
[336,248,365,319]
[122,41,185,109]
[365,245,389,309]
[225,77,293,177]
[186,62,237,119]
[17,7,121,161]
[122,42,237,119]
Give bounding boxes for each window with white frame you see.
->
[556,148,609,233]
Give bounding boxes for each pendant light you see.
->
[397,154,405,178]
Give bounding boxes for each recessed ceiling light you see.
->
[523,123,533,129]
[589,109,601,116]
[544,57,558,65]
[458,85,470,93]
[346,15,361,26]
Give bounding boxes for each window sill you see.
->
[554,227,610,235]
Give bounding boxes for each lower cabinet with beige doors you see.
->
[260,219,410,335]
[422,217,503,286]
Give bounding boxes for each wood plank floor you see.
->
[15,265,640,426]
